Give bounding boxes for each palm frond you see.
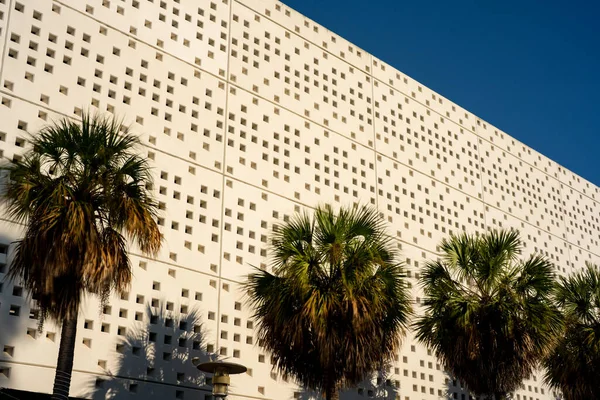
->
[544,263,600,399]
[1,111,162,324]
[415,229,560,398]
[244,204,412,395]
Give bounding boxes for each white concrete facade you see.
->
[0,0,598,399]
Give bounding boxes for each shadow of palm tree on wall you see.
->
[0,233,38,392]
[84,301,217,399]
[293,369,400,400]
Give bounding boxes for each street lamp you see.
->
[193,360,247,399]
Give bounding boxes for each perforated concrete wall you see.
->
[0,0,598,399]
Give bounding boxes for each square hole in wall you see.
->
[3,346,14,357]
[29,309,39,320]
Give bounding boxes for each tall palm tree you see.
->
[245,205,412,400]
[415,230,561,400]
[1,113,162,400]
[544,262,600,400]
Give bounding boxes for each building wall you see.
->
[0,0,598,399]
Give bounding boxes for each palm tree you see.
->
[245,204,412,400]
[415,230,561,400]
[544,262,600,400]
[1,113,162,400]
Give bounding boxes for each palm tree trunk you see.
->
[325,385,339,400]
[323,368,338,400]
[51,316,78,400]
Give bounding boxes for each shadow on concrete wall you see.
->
[83,301,217,399]
[292,369,400,400]
[445,375,477,400]
[0,233,33,395]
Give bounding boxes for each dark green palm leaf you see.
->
[544,262,600,400]
[415,229,561,398]
[1,112,162,324]
[244,205,411,399]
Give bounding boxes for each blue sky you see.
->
[281,0,600,186]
